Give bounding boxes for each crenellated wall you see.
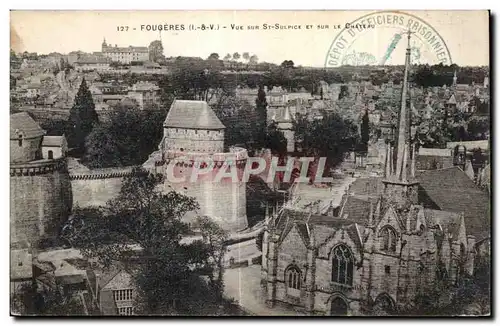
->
[69,167,137,208]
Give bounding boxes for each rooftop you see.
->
[10,112,46,139]
[164,100,225,130]
[42,135,66,147]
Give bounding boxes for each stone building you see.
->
[127,81,160,110]
[261,34,490,316]
[143,100,249,231]
[96,266,136,316]
[10,112,72,248]
[101,38,149,64]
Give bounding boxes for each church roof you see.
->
[10,112,46,139]
[417,167,490,240]
[164,100,225,130]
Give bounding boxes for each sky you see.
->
[10,10,489,67]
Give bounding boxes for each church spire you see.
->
[382,30,419,210]
[393,31,414,182]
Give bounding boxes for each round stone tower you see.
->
[10,112,72,247]
[146,100,248,231]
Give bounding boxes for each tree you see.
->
[223,53,231,61]
[148,40,164,63]
[280,60,294,69]
[294,112,359,175]
[208,53,220,61]
[255,85,268,147]
[195,216,229,299]
[67,78,98,154]
[249,55,259,64]
[81,108,165,168]
[242,52,250,62]
[70,169,223,314]
[213,96,263,151]
[359,109,370,153]
[158,57,234,103]
[11,283,84,316]
[232,52,240,61]
[265,122,288,155]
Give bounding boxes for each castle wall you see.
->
[163,128,224,153]
[10,159,72,246]
[161,147,249,231]
[69,167,135,208]
[10,136,42,163]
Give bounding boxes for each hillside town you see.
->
[10,31,490,317]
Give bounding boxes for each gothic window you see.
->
[18,134,22,147]
[331,244,354,286]
[285,265,302,296]
[380,226,397,252]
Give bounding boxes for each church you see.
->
[260,33,490,316]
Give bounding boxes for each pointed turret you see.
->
[382,31,420,210]
[392,31,415,182]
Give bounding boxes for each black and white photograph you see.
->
[9,10,491,317]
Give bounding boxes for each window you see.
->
[18,135,22,147]
[118,306,133,316]
[113,289,133,302]
[286,266,301,290]
[384,265,391,275]
[48,150,53,159]
[331,244,354,286]
[380,226,397,252]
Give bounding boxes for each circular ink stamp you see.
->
[325,11,452,67]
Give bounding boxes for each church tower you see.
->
[382,31,419,211]
[102,37,108,51]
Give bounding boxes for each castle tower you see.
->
[157,100,248,231]
[10,113,72,248]
[382,32,419,210]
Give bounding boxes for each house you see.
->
[41,135,68,160]
[96,267,136,316]
[127,81,160,110]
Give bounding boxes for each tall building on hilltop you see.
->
[143,100,248,231]
[101,38,149,64]
[261,32,490,316]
